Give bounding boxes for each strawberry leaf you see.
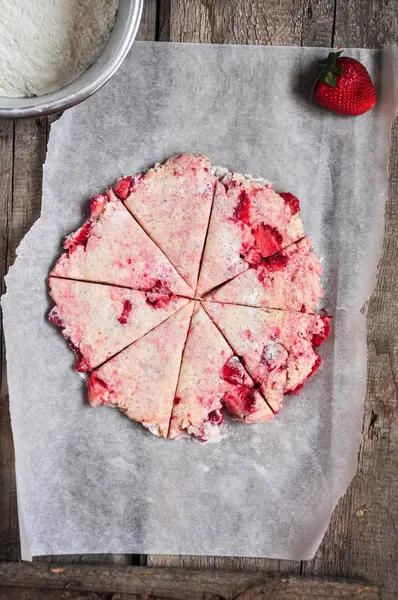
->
[316,50,345,89]
[325,72,337,87]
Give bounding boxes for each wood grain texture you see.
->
[158,0,335,46]
[301,0,335,47]
[8,119,47,262]
[235,579,379,600]
[35,554,134,567]
[147,554,302,576]
[136,0,157,41]
[334,0,398,48]
[0,120,17,562]
[0,563,379,600]
[0,591,110,600]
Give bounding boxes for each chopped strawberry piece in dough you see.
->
[117,299,132,324]
[223,385,262,421]
[279,192,300,215]
[234,190,251,224]
[221,355,245,385]
[251,223,283,260]
[113,176,141,200]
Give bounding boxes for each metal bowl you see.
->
[0,0,143,119]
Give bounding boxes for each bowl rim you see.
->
[0,0,143,119]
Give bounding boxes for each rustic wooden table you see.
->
[0,1,397,599]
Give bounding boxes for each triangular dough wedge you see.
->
[88,302,194,437]
[206,237,323,312]
[169,304,273,442]
[122,154,216,290]
[51,191,193,297]
[48,277,189,372]
[197,173,304,295]
[203,302,331,413]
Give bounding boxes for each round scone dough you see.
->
[49,154,330,441]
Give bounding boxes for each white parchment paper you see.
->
[3,43,398,560]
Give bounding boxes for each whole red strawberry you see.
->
[314,51,376,116]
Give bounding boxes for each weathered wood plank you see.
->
[0,117,47,563]
[7,119,47,262]
[147,554,301,576]
[300,0,335,47]
[235,579,379,600]
[0,590,143,600]
[136,0,157,42]
[0,118,47,563]
[333,0,398,48]
[0,590,109,600]
[158,0,334,46]
[35,554,134,567]
[0,120,17,563]
[0,563,380,600]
